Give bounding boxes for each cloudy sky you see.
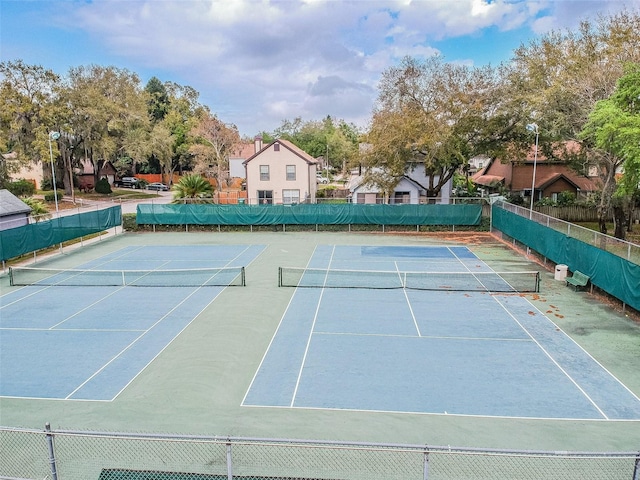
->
[1,0,634,137]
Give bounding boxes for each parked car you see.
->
[316,173,329,184]
[114,177,141,189]
[147,182,169,191]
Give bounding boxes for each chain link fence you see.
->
[2,426,638,480]
[496,202,640,265]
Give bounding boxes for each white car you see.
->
[316,174,329,184]
[147,182,169,191]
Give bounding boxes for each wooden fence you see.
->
[535,205,640,223]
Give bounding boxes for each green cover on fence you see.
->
[136,203,482,226]
[0,206,121,262]
[99,469,332,480]
[492,204,640,312]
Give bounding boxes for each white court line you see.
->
[239,402,640,422]
[396,260,422,336]
[494,294,640,411]
[490,295,609,419]
[289,245,337,408]
[241,245,321,407]
[110,244,266,401]
[313,331,532,342]
[0,327,145,332]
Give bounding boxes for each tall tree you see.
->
[503,10,640,236]
[0,60,60,186]
[273,116,359,172]
[145,76,170,122]
[365,56,495,199]
[61,65,148,186]
[189,111,240,190]
[580,63,640,239]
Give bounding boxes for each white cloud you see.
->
[49,0,630,135]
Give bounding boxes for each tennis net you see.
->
[278,267,540,292]
[9,266,245,287]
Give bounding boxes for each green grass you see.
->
[575,222,640,244]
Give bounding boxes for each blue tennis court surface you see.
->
[0,244,265,401]
[243,245,640,420]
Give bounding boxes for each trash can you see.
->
[555,264,568,281]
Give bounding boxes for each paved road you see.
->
[52,190,173,218]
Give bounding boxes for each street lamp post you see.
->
[526,123,539,219]
[48,131,61,214]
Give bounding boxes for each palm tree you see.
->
[172,174,214,204]
[22,197,51,222]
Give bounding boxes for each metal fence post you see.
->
[423,448,429,480]
[226,439,233,480]
[45,423,58,480]
[632,451,640,480]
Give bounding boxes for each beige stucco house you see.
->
[243,137,318,205]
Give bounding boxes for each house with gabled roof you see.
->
[472,143,600,202]
[347,165,453,204]
[0,189,31,230]
[243,137,318,205]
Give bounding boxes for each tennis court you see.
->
[243,245,640,420]
[0,244,265,401]
[2,232,640,454]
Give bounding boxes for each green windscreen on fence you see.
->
[492,204,640,312]
[136,203,482,226]
[99,470,332,480]
[0,206,121,262]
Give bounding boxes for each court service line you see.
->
[313,331,531,342]
[395,261,422,336]
[491,295,609,420]
[0,327,145,332]
[289,245,338,408]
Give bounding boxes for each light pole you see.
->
[526,123,539,218]
[48,131,61,214]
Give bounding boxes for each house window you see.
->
[260,165,270,181]
[257,190,273,204]
[286,165,296,181]
[283,189,300,204]
[393,191,410,204]
[274,143,280,152]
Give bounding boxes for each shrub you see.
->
[122,213,138,231]
[40,177,63,191]
[44,191,63,202]
[557,191,576,207]
[6,179,36,197]
[95,178,112,194]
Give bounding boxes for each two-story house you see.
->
[347,164,453,204]
[243,137,318,205]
